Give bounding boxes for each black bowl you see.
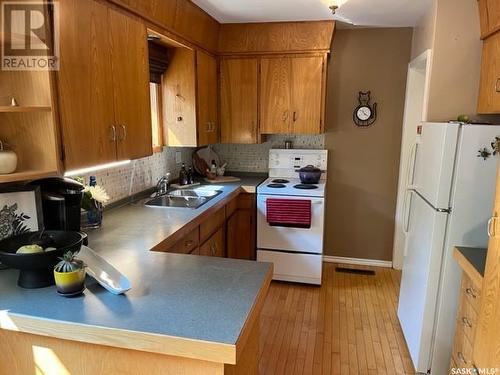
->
[0,231,85,288]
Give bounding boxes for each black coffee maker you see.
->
[30,177,85,231]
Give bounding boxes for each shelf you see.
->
[0,169,58,183]
[0,106,51,113]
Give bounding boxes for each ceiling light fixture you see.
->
[320,0,349,14]
[64,160,131,177]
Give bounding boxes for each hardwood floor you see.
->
[258,263,415,375]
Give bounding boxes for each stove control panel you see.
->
[268,149,328,178]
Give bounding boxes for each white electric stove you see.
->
[257,149,328,285]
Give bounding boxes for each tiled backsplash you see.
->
[214,134,325,172]
[79,147,195,204]
[81,135,324,204]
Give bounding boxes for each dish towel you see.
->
[266,198,312,228]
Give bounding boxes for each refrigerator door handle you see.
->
[403,190,413,234]
[406,141,418,188]
[488,216,497,237]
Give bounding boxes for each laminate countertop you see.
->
[0,176,271,364]
[453,246,487,287]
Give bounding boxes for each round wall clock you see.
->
[353,91,377,127]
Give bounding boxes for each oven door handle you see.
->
[264,198,324,205]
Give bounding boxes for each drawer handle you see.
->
[185,240,194,247]
[462,317,473,328]
[210,243,217,256]
[496,78,500,93]
[457,351,467,364]
[488,216,497,237]
[465,287,478,299]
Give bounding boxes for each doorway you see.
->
[392,49,432,269]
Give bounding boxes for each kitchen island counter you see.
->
[0,176,270,374]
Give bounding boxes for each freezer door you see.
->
[414,122,459,208]
[397,191,449,373]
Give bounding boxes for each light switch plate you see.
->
[175,151,182,164]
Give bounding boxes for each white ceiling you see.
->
[191,0,431,27]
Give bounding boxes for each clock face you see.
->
[356,106,372,121]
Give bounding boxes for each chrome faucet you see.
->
[156,173,170,196]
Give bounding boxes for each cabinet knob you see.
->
[488,216,497,237]
[462,316,473,328]
[465,287,478,299]
[293,111,298,122]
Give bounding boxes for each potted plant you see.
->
[53,251,86,296]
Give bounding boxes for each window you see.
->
[150,82,164,152]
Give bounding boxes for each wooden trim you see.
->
[453,248,484,291]
[0,311,237,364]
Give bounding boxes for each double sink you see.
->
[145,187,222,209]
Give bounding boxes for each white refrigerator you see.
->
[397,122,500,374]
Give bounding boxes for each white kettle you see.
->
[0,140,17,174]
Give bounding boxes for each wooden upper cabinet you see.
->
[57,0,116,170]
[260,58,292,134]
[478,0,491,37]
[259,55,325,135]
[290,56,325,134]
[58,0,152,170]
[109,9,152,161]
[163,48,197,147]
[196,51,218,146]
[220,58,259,144]
[477,31,500,114]
[473,166,500,368]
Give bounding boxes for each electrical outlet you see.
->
[175,151,182,164]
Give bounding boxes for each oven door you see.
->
[257,194,325,254]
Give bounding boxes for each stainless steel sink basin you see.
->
[145,188,222,209]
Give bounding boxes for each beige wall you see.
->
[324,28,413,261]
[412,0,483,122]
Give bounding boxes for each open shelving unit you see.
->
[0,69,61,183]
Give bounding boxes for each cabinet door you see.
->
[473,166,500,368]
[109,9,152,161]
[227,208,255,260]
[58,0,116,170]
[290,56,325,134]
[163,48,198,147]
[196,51,218,146]
[220,58,258,144]
[199,226,225,257]
[478,0,490,36]
[478,32,500,114]
[259,57,291,134]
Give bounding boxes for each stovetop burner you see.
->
[271,179,290,184]
[267,183,286,188]
[294,184,318,190]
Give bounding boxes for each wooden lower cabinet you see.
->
[151,192,256,261]
[226,194,256,260]
[449,272,481,373]
[200,226,225,257]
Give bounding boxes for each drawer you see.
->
[199,226,225,257]
[449,356,458,375]
[460,274,481,313]
[168,227,199,254]
[456,295,479,342]
[200,207,225,242]
[452,325,474,370]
